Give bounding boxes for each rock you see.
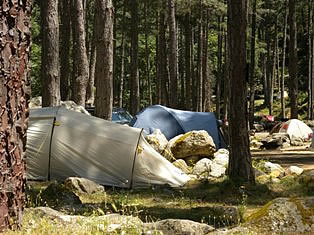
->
[145,129,169,155]
[164,135,183,160]
[285,166,304,176]
[264,162,284,174]
[29,96,42,108]
[192,158,212,176]
[64,177,105,194]
[170,130,216,159]
[185,155,201,165]
[254,168,266,178]
[245,197,314,233]
[173,159,190,174]
[40,181,82,207]
[256,175,271,184]
[210,163,227,178]
[290,137,304,146]
[61,101,91,115]
[250,139,263,149]
[269,170,282,178]
[261,138,282,150]
[253,123,264,132]
[143,219,214,235]
[299,169,314,188]
[26,207,143,233]
[213,149,229,167]
[28,96,91,115]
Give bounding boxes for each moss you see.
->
[289,198,314,225]
[175,132,193,145]
[244,200,273,222]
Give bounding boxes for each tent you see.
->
[26,107,190,188]
[278,119,313,140]
[129,105,226,149]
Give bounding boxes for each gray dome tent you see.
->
[130,105,226,149]
[26,107,189,188]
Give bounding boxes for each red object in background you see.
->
[282,123,289,129]
[266,115,274,122]
[309,133,313,139]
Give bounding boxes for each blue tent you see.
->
[130,105,226,149]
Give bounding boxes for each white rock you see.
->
[285,166,304,176]
[192,158,212,176]
[210,163,227,178]
[264,162,284,174]
[213,153,229,167]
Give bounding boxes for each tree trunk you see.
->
[0,0,31,231]
[216,16,224,119]
[86,9,97,106]
[158,3,169,106]
[228,0,255,183]
[59,0,71,101]
[72,0,89,106]
[41,0,61,107]
[145,0,152,106]
[281,0,288,119]
[130,0,140,115]
[249,0,257,129]
[197,6,203,112]
[94,0,114,120]
[288,0,298,119]
[168,0,178,108]
[312,0,314,120]
[184,13,192,110]
[308,0,313,119]
[203,10,211,112]
[119,5,126,108]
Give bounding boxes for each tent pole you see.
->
[129,129,144,189]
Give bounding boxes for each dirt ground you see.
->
[251,144,314,170]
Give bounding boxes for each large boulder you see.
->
[299,169,314,189]
[245,197,314,233]
[192,158,212,176]
[264,162,284,176]
[64,177,105,194]
[143,219,214,235]
[145,129,174,161]
[40,181,82,208]
[170,130,216,159]
[213,149,229,167]
[173,159,191,174]
[210,163,227,178]
[26,207,143,233]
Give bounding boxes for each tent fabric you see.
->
[26,107,189,188]
[279,119,313,140]
[130,105,224,148]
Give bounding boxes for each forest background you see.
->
[32,0,314,122]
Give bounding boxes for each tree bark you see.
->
[288,0,298,119]
[308,0,313,120]
[281,0,288,119]
[158,3,169,106]
[184,13,192,110]
[86,10,97,106]
[216,16,224,119]
[228,0,255,183]
[203,10,211,112]
[130,0,140,115]
[72,0,89,106]
[59,0,71,101]
[41,0,61,107]
[168,0,178,108]
[0,0,31,231]
[145,0,152,106]
[248,0,257,129]
[94,0,114,120]
[197,5,203,112]
[119,5,126,108]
